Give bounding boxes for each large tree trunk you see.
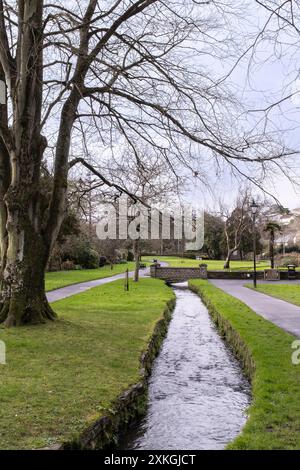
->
[0,1,59,327]
[0,184,56,326]
[0,138,9,285]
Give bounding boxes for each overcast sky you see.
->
[196,1,300,211]
[40,1,300,212]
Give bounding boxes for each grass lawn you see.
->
[0,278,174,450]
[189,279,300,450]
[45,262,137,291]
[246,283,300,307]
[143,256,270,271]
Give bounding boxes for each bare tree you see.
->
[246,1,300,145]
[113,147,180,281]
[221,191,253,269]
[264,221,282,268]
[0,1,295,326]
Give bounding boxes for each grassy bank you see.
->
[189,279,300,450]
[0,278,174,450]
[45,262,136,291]
[246,283,300,307]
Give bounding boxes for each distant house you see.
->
[273,209,300,250]
[263,207,300,251]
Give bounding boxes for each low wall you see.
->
[150,265,300,281]
[207,270,300,280]
[150,265,208,282]
[207,271,264,280]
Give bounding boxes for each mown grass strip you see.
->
[45,262,137,291]
[142,256,270,271]
[0,278,174,450]
[189,279,300,450]
[246,283,300,308]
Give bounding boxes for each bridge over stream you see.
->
[150,264,208,283]
[149,262,300,283]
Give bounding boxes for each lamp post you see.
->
[250,199,259,288]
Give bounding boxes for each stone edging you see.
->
[48,297,175,450]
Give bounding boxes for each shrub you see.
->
[77,248,99,269]
[282,259,299,268]
[127,251,134,262]
[183,253,196,259]
[99,256,107,267]
[61,260,76,271]
[275,253,300,267]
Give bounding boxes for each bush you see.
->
[283,258,298,267]
[61,260,76,271]
[275,253,300,267]
[289,245,300,253]
[99,256,107,267]
[77,248,99,269]
[127,251,134,262]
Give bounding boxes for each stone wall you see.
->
[150,264,208,281]
[207,271,264,280]
[150,265,300,281]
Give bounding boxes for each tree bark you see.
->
[0,1,57,326]
[0,218,56,327]
[0,168,57,326]
[270,232,275,269]
[133,239,140,282]
[0,113,9,283]
[224,249,234,269]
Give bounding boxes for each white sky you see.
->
[195,1,300,211]
[41,1,300,211]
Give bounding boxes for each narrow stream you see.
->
[123,283,251,450]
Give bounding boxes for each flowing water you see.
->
[123,283,251,450]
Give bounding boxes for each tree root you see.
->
[0,295,57,327]
[0,302,9,324]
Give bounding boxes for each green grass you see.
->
[45,262,137,291]
[189,279,300,450]
[0,278,174,450]
[143,256,270,271]
[246,283,300,307]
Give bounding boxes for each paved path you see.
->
[46,259,168,303]
[46,268,148,303]
[210,279,300,338]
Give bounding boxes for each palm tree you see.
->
[264,222,282,269]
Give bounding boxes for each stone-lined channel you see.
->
[122,283,250,450]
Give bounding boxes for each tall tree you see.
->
[222,193,253,269]
[264,221,282,268]
[109,148,180,281]
[203,213,224,260]
[0,1,294,326]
